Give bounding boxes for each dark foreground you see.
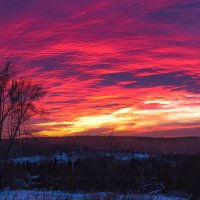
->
[1,137,200,199]
[1,151,200,199]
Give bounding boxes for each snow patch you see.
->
[0,190,188,200]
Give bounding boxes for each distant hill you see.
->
[2,136,200,155]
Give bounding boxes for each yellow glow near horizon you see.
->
[37,98,200,136]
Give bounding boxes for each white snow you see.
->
[52,152,79,163]
[0,190,188,200]
[12,155,46,164]
[101,152,150,161]
[10,152,80,164]
[9,152,151,164]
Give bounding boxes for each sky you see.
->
[0,0,200,137]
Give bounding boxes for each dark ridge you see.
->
[2,136,200,155]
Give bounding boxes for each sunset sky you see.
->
[1,0,200,137]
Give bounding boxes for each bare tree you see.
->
[0,62,46,188]
[0,62,13,146]
[5,79,46,159]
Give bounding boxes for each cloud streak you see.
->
[0,0,200,136]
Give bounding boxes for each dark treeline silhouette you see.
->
[3,153,200,199]
[2,136,200,156]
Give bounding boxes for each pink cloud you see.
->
[0,0,200,136]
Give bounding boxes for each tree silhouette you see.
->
[0,62,46,188]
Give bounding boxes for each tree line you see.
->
[3,154,200,199]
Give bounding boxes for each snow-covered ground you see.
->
[10,152,152,164]
[12,155,46,164]
[102,152,150,160]
[11,152,79,164]
[0,190,188,200]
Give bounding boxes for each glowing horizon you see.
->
[1,0,200,137]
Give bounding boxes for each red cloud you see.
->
[0,0,200,136]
